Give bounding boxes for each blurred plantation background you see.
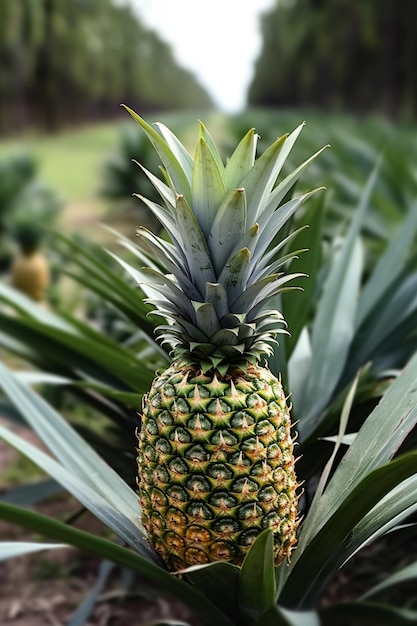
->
[0,0,213,135]
[248,0,417,120]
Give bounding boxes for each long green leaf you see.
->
[361,560,417,600]
[192,136,226,238]
[281,451,417,608]
[67,560,114,626]
[299,236,363,435]
[292,350,417,568]
[356,199,417,327]
[209,188,247,273]
[1,479,61,506]
[239,530,276,626]
[224,127,257,190]
[299,164,379,436]
[185,561,240,624]
[0,361,140,522]
[283,196,325,355]
[0,542,69,561]
[0,422,153,560]
[0,502,234,626]
[259,606,320,626]
[122,106,192,202]
[319,601,417,625]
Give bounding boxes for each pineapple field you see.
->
[1,107,417,625]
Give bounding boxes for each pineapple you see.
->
[8,182,59,303]
[128,107,323,571]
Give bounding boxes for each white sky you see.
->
[127,0,275,112]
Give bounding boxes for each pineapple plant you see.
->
[127,107,324,571]
[8,182,60,302]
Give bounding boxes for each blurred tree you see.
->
[0,0,213,134]
[248,0,417,120]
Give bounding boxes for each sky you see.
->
[127,0,275,112]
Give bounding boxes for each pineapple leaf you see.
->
[296,349,417,556]
[239,529,276,626]
[154,121,194,182]
[175,193,216,293]
[233,273,305,314]
[299,163,379,436]
[356,198,417,328]
[224,128,258,190]
[192,137,226,237]
[252,188,325,269]
[282,450,417,608]
[282,197,325,356]
[184,561,240,624]
[258,605,320,626]
[0,502,234,626]
[349,473,417,568]
[243,121,306,225]
[264,144,329,215]
[205,282,230,319]
[193,302,221,336]
[218,246,251,303]
[361,560,417,600]
[0,421,154,560]
[198,120,225,174]
[318,600,417,625]
[0,542,70,561]
[242,134,288,225]
[122,106,192,202]
[209,187,247,273]
[133,161,176,209]
[134,194,180,241]
[250,225,309,283]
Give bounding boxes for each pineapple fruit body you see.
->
[137,363,298,570]
[11,250,50,302]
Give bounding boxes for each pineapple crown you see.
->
[124,106,325,374]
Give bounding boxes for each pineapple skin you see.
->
[11,251,50,302]
[137,363,299,571]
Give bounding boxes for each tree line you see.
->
[0,0,213,134]
[248,0,417,120]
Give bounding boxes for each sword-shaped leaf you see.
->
[233,273,304,315]
[264,145,329,215]
[134,161,176,210]
[242,134,288,225]
[243,122,306,224]
[175,194,216,295]
[205,282,230,319]
[192,137,226,236]
[122,105,192,202]
[218,247,251,304]
[252,188,324,268]
[0,503,234,626]
[209,188,247,273]
[239,529,276,626]
[193,302,221,336]
[224,128,258,190]
[198,120,225,175]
